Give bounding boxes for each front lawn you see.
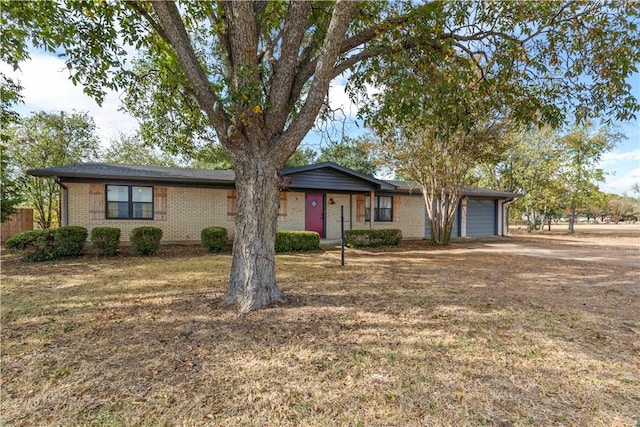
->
[1,237,638,426]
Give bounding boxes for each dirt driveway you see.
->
[470,241,640,268]
[486,223,640,268]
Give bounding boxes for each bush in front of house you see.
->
[201,227,228,253]
[344,229,403,248]
[54,226,88,257]
[5,229,57,262]
[130,226,163,256]
[5,229,46,251]
[275,230,320,252]
[90,227,121,256]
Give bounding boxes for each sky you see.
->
[2,50,639,196]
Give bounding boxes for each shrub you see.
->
[344,229,402,248]
[275,231,320,252]
[130,226,163,256]
[5,229,57,262]
[90,227,121,256]
[201,227,228,253]
[54,226,88,257]
[5,230,44,251]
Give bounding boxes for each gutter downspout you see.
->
[54,177,68,227]
[502,197,515,237]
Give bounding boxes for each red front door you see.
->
[305,193,324,237]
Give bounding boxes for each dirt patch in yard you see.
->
[1,227,639,426]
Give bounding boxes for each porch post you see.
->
[370,190,375,230]
[497,200,504,236]
[460,196,468,237]
[349,194,353,230]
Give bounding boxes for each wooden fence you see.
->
[1,209,34,243]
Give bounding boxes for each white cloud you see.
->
[327,81,361,119]
[1,52,139,145]
[600,148,640,166]
[601,166,640,195]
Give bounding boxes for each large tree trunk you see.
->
[223,158,283,313]
[149,0,356,312]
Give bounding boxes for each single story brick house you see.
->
[28,162,520,242]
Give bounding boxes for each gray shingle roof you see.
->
[28,162,521,198]
[387,179,520,198]
[28,163,236,185]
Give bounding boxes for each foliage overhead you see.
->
[4,2,638,152]
[352,1,640,132]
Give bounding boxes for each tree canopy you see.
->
[560,124,620,233]
[475,124,621,231]
[1,143,23,222]
[6,111,101,228]
[317,136,377,175]
[103,132,182,167]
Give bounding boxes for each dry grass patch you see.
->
[1,235,639,426]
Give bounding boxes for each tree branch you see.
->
[290,13,413,103]
[125,1,170,42]
[266,1,311,138]
[150,1,229,143]
[223,1,259,79]
[273,0,357,164]
[203,2,233,81]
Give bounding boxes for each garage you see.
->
[466,198,497,236]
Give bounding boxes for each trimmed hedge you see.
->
[275,231,320,252]
[201,227,228,253]
[91,227,121,256]
[130,226,163,256]
[344,229,402,248]
[5,229,57,262]
[55,226,88,257]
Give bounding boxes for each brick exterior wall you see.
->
[67,183,235,242]
[325,193,353,239]
[348,193,425,240]
[65,183,427,242]
[277,191,305,233]
[318,192,426,240]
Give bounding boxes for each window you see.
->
[106,185,153,219]
[365,195,393,222]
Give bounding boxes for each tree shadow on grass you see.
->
[2,249,639,426]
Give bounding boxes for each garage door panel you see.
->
[467,199,497,236]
